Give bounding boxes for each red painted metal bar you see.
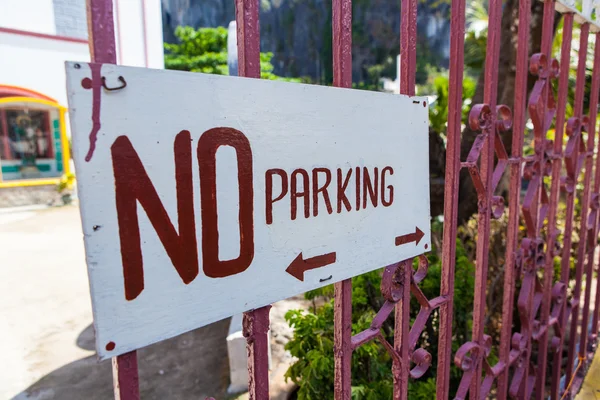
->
[86,0,117,64]
[236,0,261,79]
[469,0,503,392]
[393,263,411,400]
[578,29,600,365]
[434,0,465,394]
[593,34,600,333]
[112,352,140,400]
[565,22,591,387]
[593,30,600,338]
[551,14,577,399]
[242,306,271,399]
[333,279,352,399]
[332,0,353,397]
[532,1,557,398]
[87,2,139,399]
[399,0,417,96]
[496,0,530,396]
[391,1,417,398]
[235,1,272,398]
[549,11,575,400]
[504,3,557,397]
[332,0,352,89]
[451,0,518,396]
[540,0,555,61]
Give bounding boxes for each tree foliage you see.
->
[164,26,229,74]
[464,0,488,75]
[418,70,477,136]
[164,26,300,81]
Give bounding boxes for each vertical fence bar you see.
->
[496,0,530,395]
[235,1,272,399]
[469,0,503,394]
[593,35,600,333]
[112,352,140,400]
[393,1,417,398]
[86,2,140,398]
[86,0,140,400]
[242,306,271,400]
[333,280,352,399]
[435,0,465,394]
[332,0,353,398]
[332,0,352,88]
[593,27,600,341]
[393,264,411,400]
[399,0,417,96]
[552,14,576,398]
[550,11,575,400]
[87,0,117,64]
[578,30,600,364]
[565,22,591,387]
[532,1,557,397]
[236,0,261,79]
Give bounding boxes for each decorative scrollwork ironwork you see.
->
[462,102,513,220]
[350,255,449,384]
[453,49,566,399]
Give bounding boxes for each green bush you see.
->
[418,69,476,136]
[164,26,301,82]
[284,228,476,399]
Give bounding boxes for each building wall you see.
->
[0,32,89,106]
[0,0,57,35]
[141,0,166,68]
[115,0,164,68]
[53,0,89,39]
[0,0,165,108]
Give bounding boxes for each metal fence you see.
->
[86,0,600,398]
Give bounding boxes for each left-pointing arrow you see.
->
[286,252,337,281]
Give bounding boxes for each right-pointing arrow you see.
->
[395,226,425,246]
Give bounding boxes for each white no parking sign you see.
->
[66,62,431,359]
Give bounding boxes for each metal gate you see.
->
[85,0,600,398]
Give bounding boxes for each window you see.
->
[1,108,54,160]
[0,104,64,182]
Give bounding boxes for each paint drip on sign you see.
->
[81,63,103,162]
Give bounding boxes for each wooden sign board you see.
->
[66,62,431,360]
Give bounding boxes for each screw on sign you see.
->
[65,63,431,360]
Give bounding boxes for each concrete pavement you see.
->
[577,348,600,399]
[0,205,230,400]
